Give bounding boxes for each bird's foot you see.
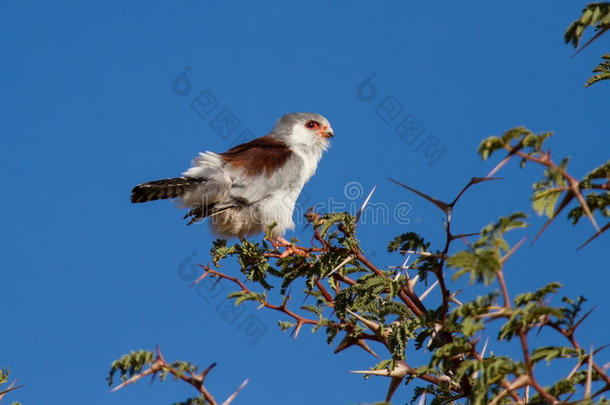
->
[271,236,308,257]
[279,246,308,258]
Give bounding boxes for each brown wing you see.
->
[220,135,293,178]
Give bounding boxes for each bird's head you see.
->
[270,113,334,151]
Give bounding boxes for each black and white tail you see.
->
[130,177,205,203]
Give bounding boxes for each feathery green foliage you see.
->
[106,348,244,405]
[565,2,610,47]
[111,120,609,402]
[447,213,528,285]
[107,350,156,386]
[587,53,610,86]
[565,2,610,86]
[478,126,610,244]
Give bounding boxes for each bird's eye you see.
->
[305,120,320,129]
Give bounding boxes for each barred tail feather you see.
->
[130,177,205,203]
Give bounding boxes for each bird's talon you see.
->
[293,247,308,257]
[278,246,308,258]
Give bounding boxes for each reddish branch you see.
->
[385,138,610,403]
[549,323,610,389]
[315,277,334,305]
[0,380,24,403]
[191,142,608,403]
[519,331,558,403]
[196,264,318,331]
[511,148,601,238]
[111,345,247,405]
[354,249,425,317]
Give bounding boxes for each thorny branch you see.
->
[180,140,608,402]
[110,345,248,405]
[184,129,610,403]
[492,141,608,248]
[196,264,319,338]
[0,379,24,404]
[112,130,608,404]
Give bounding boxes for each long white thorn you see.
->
[221,378,249,405]
[346,309,381,333]
[448,288,463,306]
[408,275,420,292]
[480,337,489,357]
[585,347,593,399]
[327,254,355,277]
[350,362,409,378]
[355,186,376,224]
[418,280,439,301]
[473,337,489,379]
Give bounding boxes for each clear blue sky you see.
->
[2,2,609,404]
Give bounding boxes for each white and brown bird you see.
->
[131,113,333,241]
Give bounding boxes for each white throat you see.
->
[285,128,328,181]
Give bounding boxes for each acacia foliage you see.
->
[109,126,609,404]
[565,2,610,86]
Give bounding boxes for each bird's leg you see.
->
[264,234,282,250]
[275,236,291,246]
[270,236,308,257]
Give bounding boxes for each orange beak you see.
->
[319,126,334,138]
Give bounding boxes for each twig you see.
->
[197,265,318,328]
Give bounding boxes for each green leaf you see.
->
[210,239,232,266]
[477,136,506,161]
[568,192,610,224]
[448,250,500,285]
[107,350,155,386]
[580,160,610,188]
[449,293,499,337]
[565,4,610,47]
[388,319,419,360]
[586,54,610,87]
[530,346,582,365]
[387,232,430,253]
[278,320,295,331]
[532,188,564,218]
[513,282,562,306]
[499,302,562,340]
[227,291,266,306]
